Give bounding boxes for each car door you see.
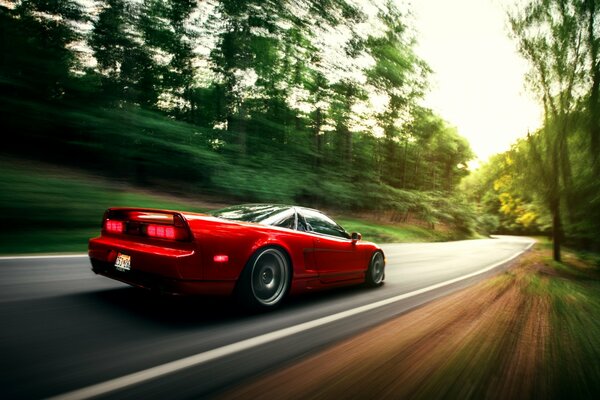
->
[299,208,363,283]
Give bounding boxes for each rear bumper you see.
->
[90,259,235,296]
[88,236,235,296]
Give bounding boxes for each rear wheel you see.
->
[365,251,385,287]
[237,247,290,310]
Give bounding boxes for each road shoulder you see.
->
[219,243,600,399]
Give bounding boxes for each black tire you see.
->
[365,251,385,287]
[236,247,291,310]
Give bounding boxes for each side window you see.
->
[274,214,296,230]
[301,209,349,239]
[297,214,308,232]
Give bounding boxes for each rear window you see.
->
[211,204,291,224]
[300,208,350,239]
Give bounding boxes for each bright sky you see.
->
[409,0,542,167]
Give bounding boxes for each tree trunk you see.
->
[376,141,383,183]
[548,122,563,262]
[413,149,420,189]
[558,127,574,223]
[345,128,352,167]
[445,160,453,191]
[587,0,600,173]
[401,139,408,189]
[551,197,562,262]
[313,107,322,168]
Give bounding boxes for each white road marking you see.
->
[48,240,535,400]
[0,254,88,261]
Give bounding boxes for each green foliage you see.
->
[337,217,452,244]
[462,150,552,235]
[544,261,600,398]
[0,161,208,254]
[496,0,600,253]
[0,163,466,254]
[477,214,500,236]
[0,0,477,241]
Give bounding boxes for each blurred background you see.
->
[0,0,598,258]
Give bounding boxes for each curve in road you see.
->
[0,236,534,399]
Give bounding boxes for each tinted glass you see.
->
[211,204,291,223]
[273,214,296,229]
[300,208,349,239]
[297,214,308,232]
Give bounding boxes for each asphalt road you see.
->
[0,236,534,400]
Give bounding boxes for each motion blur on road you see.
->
[2,0,599,398]
[0,236,533,399]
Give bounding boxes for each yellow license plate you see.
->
[114,253,131,271]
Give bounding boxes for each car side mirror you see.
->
[351,232,362,243]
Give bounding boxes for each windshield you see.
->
[210,204,292,224]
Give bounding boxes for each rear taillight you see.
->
[144,223,189,241]
[105,220,124,233]
[102,209,191,242]
[146,224,176,239]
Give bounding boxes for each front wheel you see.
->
[237,247,291,310]
[365,251,385,287]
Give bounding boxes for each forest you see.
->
[464,0,600,257]
[1,0,599,256]
[0,0,476,233]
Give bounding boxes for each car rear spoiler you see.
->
[102,208,192,241]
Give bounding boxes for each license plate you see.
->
[114,253,131,271]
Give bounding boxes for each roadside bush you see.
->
[477,214,500,236]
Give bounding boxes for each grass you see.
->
[416,244,600,399]
[544,259,600,398]
[337,217,453,243]
[0,160,208,254]
[0,160,458,255]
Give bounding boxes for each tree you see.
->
[91,0,158,107]
[0,0,478,229]
[208,0,270,155]
[509,0,587,261]
[139,0,198,118]
[0,0,86,159]
[365,1,430,187]
[581,0,600,174]
[1,0,84,102]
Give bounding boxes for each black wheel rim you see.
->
[251,249,288,306]
[371,252,384,284]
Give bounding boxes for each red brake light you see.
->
[105,220,124,233]
[146,224,176,239]
[103,209,191,241]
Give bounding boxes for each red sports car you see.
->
[88,204,385,309]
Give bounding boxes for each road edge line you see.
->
[0,254,88,261]
[48,240,535,400]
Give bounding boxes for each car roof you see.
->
[210,203,336,222]
[210,204,293,223]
